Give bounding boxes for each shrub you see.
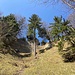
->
[62,47,75,62]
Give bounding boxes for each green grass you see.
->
[0,47,75,75]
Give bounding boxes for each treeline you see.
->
[0,14,49,55]
[0,13,75,62]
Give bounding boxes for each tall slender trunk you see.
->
[34,28,36,56]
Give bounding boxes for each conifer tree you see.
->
[50,16,70,41]
[28,14,41,56]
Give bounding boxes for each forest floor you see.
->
[0,46,75,75]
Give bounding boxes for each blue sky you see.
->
[0,0,72,40]
[0,0,72,23]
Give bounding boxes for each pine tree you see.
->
[28,14,41,57]
[0,14,25,54]
[50,16,69,41]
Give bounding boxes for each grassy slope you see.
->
[0,47,75,75]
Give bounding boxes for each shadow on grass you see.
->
[0,39,32,58]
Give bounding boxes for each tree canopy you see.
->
[50,16,70,41]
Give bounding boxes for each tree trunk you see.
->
[34,28,36,57]
[34,38,36,56]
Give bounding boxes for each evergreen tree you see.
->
[0,14,25,53]
[50,16,69,41]
[28,14,41,56]
[50,16,75,62]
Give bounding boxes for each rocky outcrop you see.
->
[44,42,52,50]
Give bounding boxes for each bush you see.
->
[62,47,75,62]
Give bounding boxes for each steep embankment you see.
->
[0,46,75,75]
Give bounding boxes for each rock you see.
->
[44,42,51,50]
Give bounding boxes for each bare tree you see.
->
[68,12,75,27]
[0,12,3,16]
[62,0,75,10]
[36,0,75,10]
[15,15,27,38]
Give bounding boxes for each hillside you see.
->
[0,46,75,75]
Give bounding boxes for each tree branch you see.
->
[62,0,75,10]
